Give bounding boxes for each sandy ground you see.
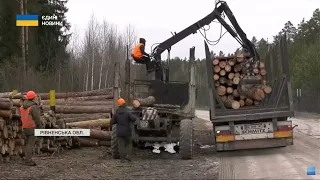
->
[0,114,218,179]
[196,110,320,179]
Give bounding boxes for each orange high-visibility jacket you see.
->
[132,43,144,58]
[19,106,36,128]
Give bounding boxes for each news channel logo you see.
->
[16,14,63,27]
[307,166,316,175]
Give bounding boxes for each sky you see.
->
[66,0,319,59]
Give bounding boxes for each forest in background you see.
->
[0,0,319,112]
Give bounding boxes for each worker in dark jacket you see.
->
[131,38,152,72]
[111,98,137,163]
[20,91,42,166]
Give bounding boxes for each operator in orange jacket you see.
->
[20,91,43,166]
[131,38,152,72]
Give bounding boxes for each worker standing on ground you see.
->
[111,98,137,163]
[20,91,42,166]
[131,38,152,72]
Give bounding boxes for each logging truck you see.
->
[205,34,295,151]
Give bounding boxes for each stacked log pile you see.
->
[212,53,272,109]
[0,88,115,161]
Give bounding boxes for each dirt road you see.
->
[196,110,320,179]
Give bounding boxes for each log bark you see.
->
[41,95,113,104]
[132,96,155,108]
[90,129,111,140]
[66,118,111,128]
[38,88,113,100]
[62,114,111,123]
[56,113,110,119]
[0,110,12,119]
[239,86,265,101]
[0,98,13,110]
[98,141,111,146]
[51,106,113,114]
[78,137,99,146]
[222,99,240,109]
[15,139,25,146]
[0,92,14,98]
[42,100,113,106]
[245,98,253,106]
[12,99,22,107]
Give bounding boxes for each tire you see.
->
[111,124,120,159]
[179,119,194,159]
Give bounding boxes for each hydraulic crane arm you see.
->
[151,1,260,67]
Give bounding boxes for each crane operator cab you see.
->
[131,38,162,74]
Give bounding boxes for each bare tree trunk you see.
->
[85,58,89,91]
[24,0,28,66]
[98,56,104,89]
[91,48,95,90]
[19,0,26,90]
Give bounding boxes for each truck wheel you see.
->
[179,119,194,159]
[111,124,120,159]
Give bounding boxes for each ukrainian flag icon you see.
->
[16,15,39,26]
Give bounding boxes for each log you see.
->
[228,72,234,80]
[41,95,113,104]
[62,114,111,123]
[0,98,13,110]
[218,61,227,68]
[213,59,219,65]
[226,87,233,94]
[217,86,227,96]
[0,109,12,119]
[132,96,156,108]
[56,113,110,119]
[36,88,113,100]
[219,77,227,84]
[234,72,240,77]
[213,66,221,73]
[15,139,25,146]
[98,141,111,146]
[222,99,240,109]
[236,54,245,62]
[51,106,113,114]
[245,98,253,106]
[78,137,99,147]
[226,79,233,86]
[262,85,272,94]
[260,68,267,76]
[0,92,14,98]
[219,69,226,76]
[234,64,242,72]
[213,74,220,81]
[214,81,220,87]
[225,65,232,72]
[227,95,234,100]
[239,86,265,101]
[41,100,113,106]
[12,99,22,107]
[227,58,236,66]
[90,129,111,140]
[254,100,260,106]
[239,99,245,107]
[232,89,240,98]
[233,77,240,84]
[259,62,265,69]
[66,118,111,128]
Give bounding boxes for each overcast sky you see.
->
[66,0,319,59]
